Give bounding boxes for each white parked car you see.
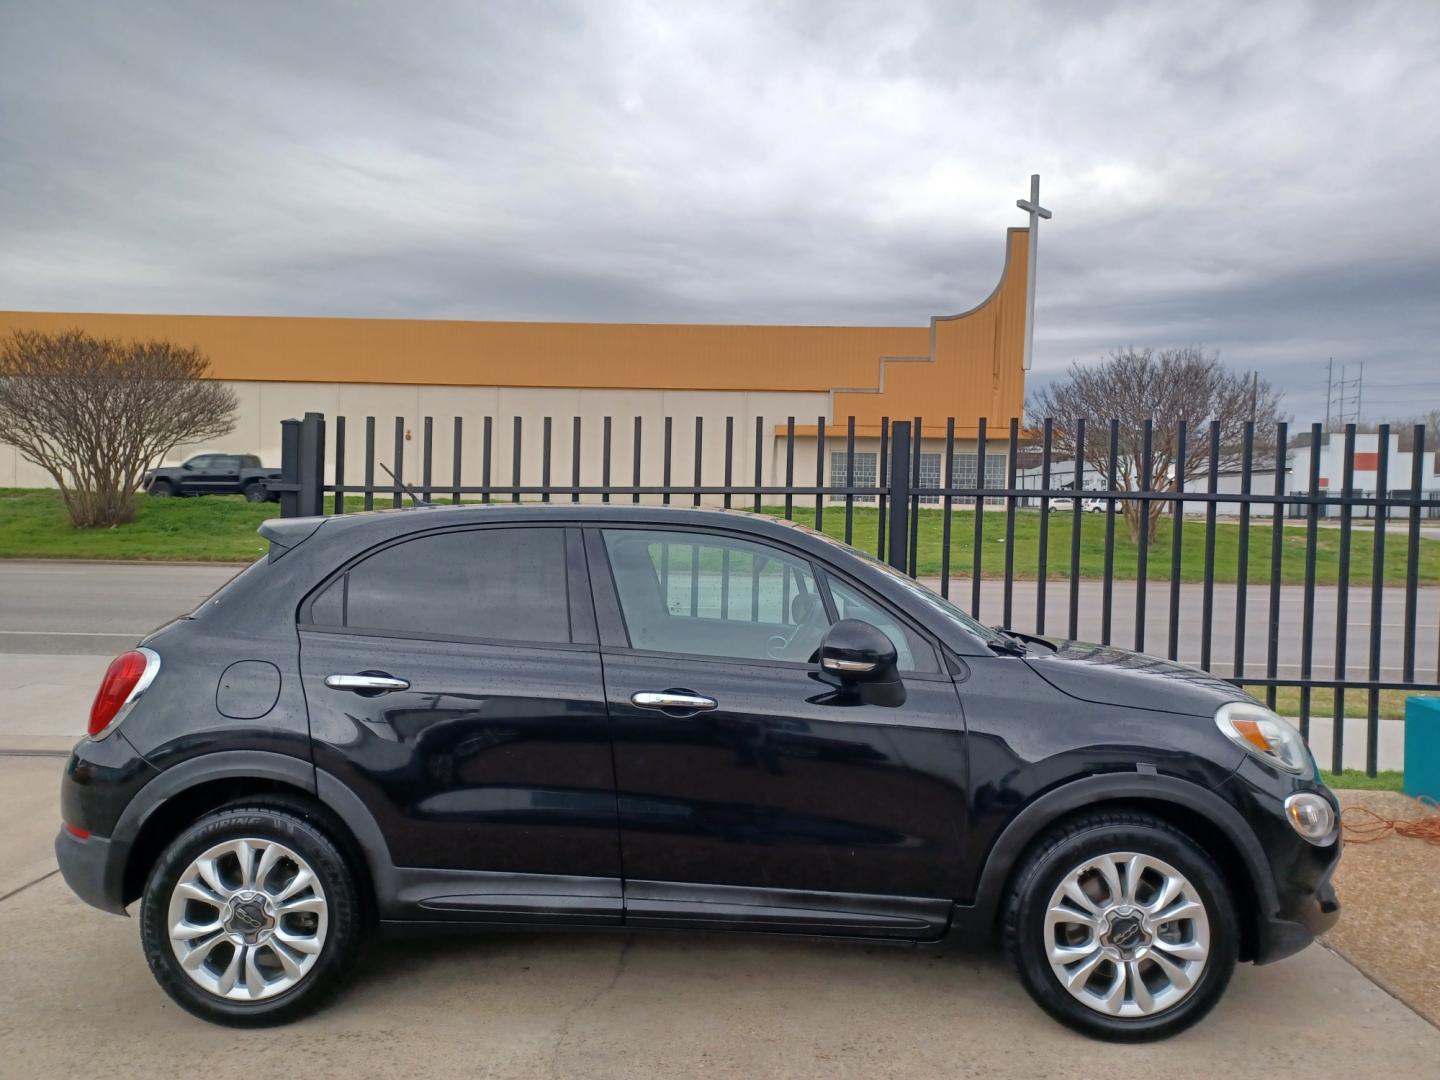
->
[1047,494,1107,513]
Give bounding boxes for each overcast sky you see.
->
[2,0,1437,421]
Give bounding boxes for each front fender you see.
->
[944,771,1278,943]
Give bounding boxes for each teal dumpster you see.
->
[1404,697,1440,799]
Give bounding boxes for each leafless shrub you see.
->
[0,329,238,527]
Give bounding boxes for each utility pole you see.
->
[1331,362,1363,428]
[1250,370,1258,421]
[1324,357,1333,438]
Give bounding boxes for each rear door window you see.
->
[307,527,571,645]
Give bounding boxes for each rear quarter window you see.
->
[305,527,572,645]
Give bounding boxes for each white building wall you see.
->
[1288,431,1440,492]
[4,380,996,508]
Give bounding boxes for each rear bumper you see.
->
[54,827,129,916]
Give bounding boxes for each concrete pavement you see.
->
[0,756,66,898]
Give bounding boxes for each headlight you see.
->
[1215,701,1312,775]
[1284,792,1338,845]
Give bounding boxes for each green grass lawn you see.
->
[0,488,278,561]
[3,488,1439,584]
[1321,769,1405,792]
[1244,685,1437,723]
[760,504,1440,587]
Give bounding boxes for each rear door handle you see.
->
[631,690,718,712]
[325,673,411,694]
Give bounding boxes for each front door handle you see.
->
[631,690,718,712]
[325,673,411,694]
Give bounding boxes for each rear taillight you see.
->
[88,648,159,738]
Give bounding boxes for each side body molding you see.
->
[314,770,624,925]
[944,772,1278,942]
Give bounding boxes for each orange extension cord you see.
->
[1341,797,1440,846]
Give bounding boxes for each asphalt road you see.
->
[0,560,238,655]
[2,757,1437,1080]
[2,559,1435,683]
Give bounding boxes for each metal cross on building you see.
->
[1016,173,1051,372]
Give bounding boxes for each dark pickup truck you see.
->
[142,454,282,502]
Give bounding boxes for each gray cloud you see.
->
[2,0,1437,421]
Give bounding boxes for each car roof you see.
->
[261,502,827,555]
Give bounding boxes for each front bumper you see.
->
[54,826,130,915]
[1220,762,1343,965]
[1252,853,1340,964]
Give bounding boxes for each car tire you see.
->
[242,481,269,503]
[149,480,175,497]
[1002,810,1237,1042]
[139,802,363,1026]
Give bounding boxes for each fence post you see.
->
[297,411,327,517]
[279,417,301,519]
[887,420,911,572]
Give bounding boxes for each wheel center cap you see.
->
[223,891,276,944]
[1102,907,1150,957]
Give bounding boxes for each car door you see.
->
[298,524,623,923]
[588,525,969,939]
[178,455,213,494]
[208,454,242,494]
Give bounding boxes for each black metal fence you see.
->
[277,411,1440,776]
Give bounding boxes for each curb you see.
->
[0,557,252,568]
[0,736,77,756]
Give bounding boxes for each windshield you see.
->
[776,519,1008,646]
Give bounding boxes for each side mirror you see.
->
[818,619,905,707]
[181,461,195,470]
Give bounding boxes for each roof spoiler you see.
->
[258,516,325,560]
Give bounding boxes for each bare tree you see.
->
[0,329,238,527]
[1028,347,1285,542]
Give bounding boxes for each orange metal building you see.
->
[0,227,1029,490]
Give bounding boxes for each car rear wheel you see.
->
[1002,811,1237,1042]
[242,481,269,502]
[140,804,362,1026]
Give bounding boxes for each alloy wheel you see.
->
[166,837,329,1001]
[1043,851,1210,1018]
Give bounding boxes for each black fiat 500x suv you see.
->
[56,504,1339,1040]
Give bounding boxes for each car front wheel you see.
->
[140,803,362,1026]
[1003,811,1237,1041]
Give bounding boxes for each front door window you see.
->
[602,529,827,664]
